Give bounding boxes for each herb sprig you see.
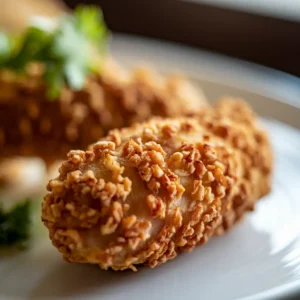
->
[0,6,108,98]
[0,200,31,248]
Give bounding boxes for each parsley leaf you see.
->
[44,62,64,99]
[0,6,108,99]
[6,27,53,71]
[0,200,31,248]
[0,33,12,64]
[75,6,107,44]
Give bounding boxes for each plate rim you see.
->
[111,34,300,300]
[112,33,300,113]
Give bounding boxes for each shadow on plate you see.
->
[29,262,139,299]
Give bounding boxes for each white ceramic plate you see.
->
[1,35,300,300]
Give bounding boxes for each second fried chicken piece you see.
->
[0,61,207,164]
[42,100,272,271]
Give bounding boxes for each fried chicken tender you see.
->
[42,100,272,271]
[0,61,207,164]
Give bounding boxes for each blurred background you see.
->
[1,0,300,76]
[67,0,300,76]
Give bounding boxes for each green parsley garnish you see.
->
[0,197,45,249]
[0,6,108,99]
[0,200,31,248]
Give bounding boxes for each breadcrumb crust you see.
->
[42,100,272,270]
[0,61,207,164]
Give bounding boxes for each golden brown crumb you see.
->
[0,60,207,164]
[42,100,272,270]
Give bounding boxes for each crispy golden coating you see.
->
[0,60,207,164]
[202,99,272,233]
[42,100,272,271]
